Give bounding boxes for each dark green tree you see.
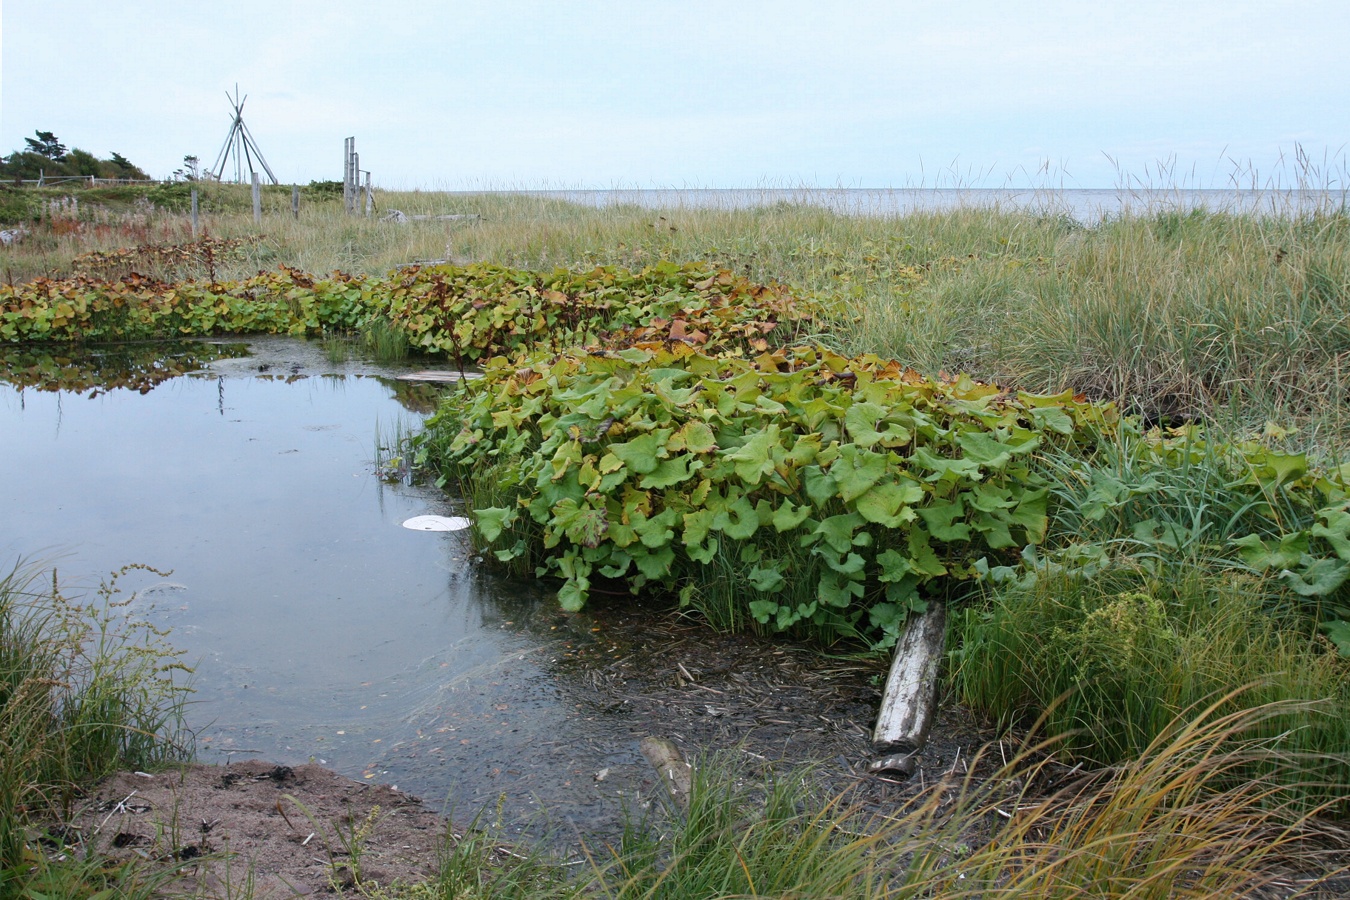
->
[23,130,67,161]
[67,148,102,176]
[107,152,149,179]
[171,155,201,181]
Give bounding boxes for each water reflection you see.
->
[0,340,251,396]
[0,337,641,839]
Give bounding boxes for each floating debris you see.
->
[402,515,472,532]
[395,371,484,383]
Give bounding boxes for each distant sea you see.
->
[483,187,1347,221]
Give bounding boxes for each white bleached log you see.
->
[872,601,947,757]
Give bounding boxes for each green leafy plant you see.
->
[417,344,1117,645]
[0,261,830,362]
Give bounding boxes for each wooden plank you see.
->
[872,601,946,756]
[640,736,693,809]
[395,371,483,383]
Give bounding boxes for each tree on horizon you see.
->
[1,131,150,181]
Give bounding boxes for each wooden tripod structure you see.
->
[209,86,278,185]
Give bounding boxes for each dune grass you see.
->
[0,561,191,896]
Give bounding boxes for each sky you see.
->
[2,1,1348,190]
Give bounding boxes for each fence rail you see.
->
[13,175,164,187]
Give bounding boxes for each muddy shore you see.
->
[71,602,995,897]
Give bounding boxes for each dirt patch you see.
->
[70,760,451,899]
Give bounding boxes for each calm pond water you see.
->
[0,337,648,839]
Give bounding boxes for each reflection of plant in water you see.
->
[0,341,250,395]
[374,418,419,484]
[386,380,441,415]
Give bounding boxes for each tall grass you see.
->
[7,184,1347,446]
[420,700,1346,898]
[0,561,191,891]
[951,426,1350,810]
[953,566,1350,810]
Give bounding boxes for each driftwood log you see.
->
[870,601,946,775]
[640,735,693,809]
[381,210,481,224]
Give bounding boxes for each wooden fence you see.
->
[14,175,163,187]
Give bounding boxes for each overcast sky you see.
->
[3,1,1347,189]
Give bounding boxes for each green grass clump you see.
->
[953,565,1350,810]
[0,561,191,894]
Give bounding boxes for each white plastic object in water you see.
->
[402,515,472,532]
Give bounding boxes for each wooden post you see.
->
[292,184,300,220]
[190,189,199,239]
[363,171,373,216]
[343,137,355,215]
[251,172,262,223]
[871,601,947,772]
[350,152,359,216]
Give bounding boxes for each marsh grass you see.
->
[6,184,1347,444]
[407,700,1347,898]
[953,566,1350,812]
[0,561,192,894]
[321,330,352,363]
[361,317,411,363]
